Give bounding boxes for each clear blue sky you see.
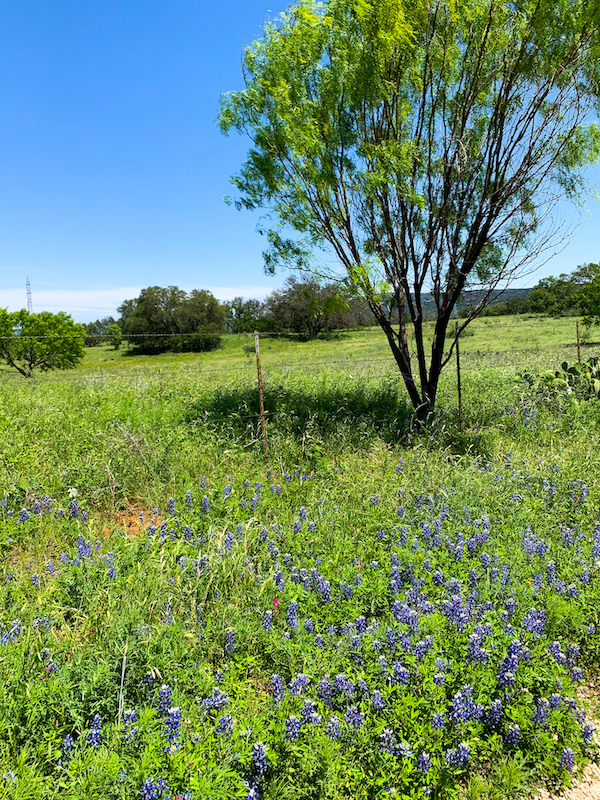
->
[1,0,599,322]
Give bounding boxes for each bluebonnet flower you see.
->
[345,705,364,729]
[356,615,367,635]
[445,742,470,769]
[372,690,385,711]
[43,495,51,510]
[441,594,470,630]
[201,495,209,513]
[216,714,233,736]
[418,752,431,776]
[31,574,40,588]
[157,684,172,714]
[504,724,521,748]
[185,489,192,507]
[522,608,546,638]
[379,728,397,754]
[318,675,333,706]
[289,673,310,696]
[414,636,433,660]
[224,629,235,655]
[449,685,482,725]
[560,748,575,772]
[390,661,410,687]
[286,601,299,631]
[167,498,175,515]
[76,535,92,560]
[497,640,528,688]
[385,628,396,652]
[432,712,445,731]
[326,716,340,739]
[300,700,322,727]
[583,724,595,744]
[304,618,315,634]
[224,485,232,499]
[340,581,353,600]
[397,741,413,760]
[262,610,273,631]
[140,777,170,799]
[549,693,562,710]
[86,714,102,748]
[532,698,549,726]
[58,733,75,766]
[123,709,137,741]
[164,707,181,754]
[286,715,301,741]
[251,742,269,783]
[201,689,229,712]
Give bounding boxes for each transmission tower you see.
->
[26,278,33,313]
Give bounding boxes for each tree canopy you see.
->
[0,310,86,377]
[118,286,226,353]
[220,0,600,416]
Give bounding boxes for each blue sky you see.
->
[1,0,599,323]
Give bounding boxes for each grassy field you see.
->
[0,315,599,799]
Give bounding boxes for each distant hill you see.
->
[417,287,532,317]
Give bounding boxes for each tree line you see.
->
[83,278,377,354]
[458,262,600,322]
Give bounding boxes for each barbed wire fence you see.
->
[0,326,596,451]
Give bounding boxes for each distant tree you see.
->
[118,286,225,353]
[581,274,600,327]
[105,323,122,350]
[84,315,119,346]
[0,310,86,377]
[223,297,268,333]
[266,277,351,337]
[528,262,600,316]
[528,275,582,316]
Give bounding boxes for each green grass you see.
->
[0,314,599,799]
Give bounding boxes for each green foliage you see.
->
[265,277,353,338]
[581,275,600,327]
[104,324,122,351]
[220,0,600,415]
[224,297,268,333]
[0,316,600,797]
[118,286,225,354]
[84,316,119,347]
[0,309,85,377]
[518,357,600,407]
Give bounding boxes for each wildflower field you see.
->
[0,318,599,800]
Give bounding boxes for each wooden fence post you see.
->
[576,321,581,362]
[254,331,268,461]
[455,321,463,431]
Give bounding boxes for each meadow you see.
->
[0,315,599,800]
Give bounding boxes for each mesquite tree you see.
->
[219,0,600,417]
